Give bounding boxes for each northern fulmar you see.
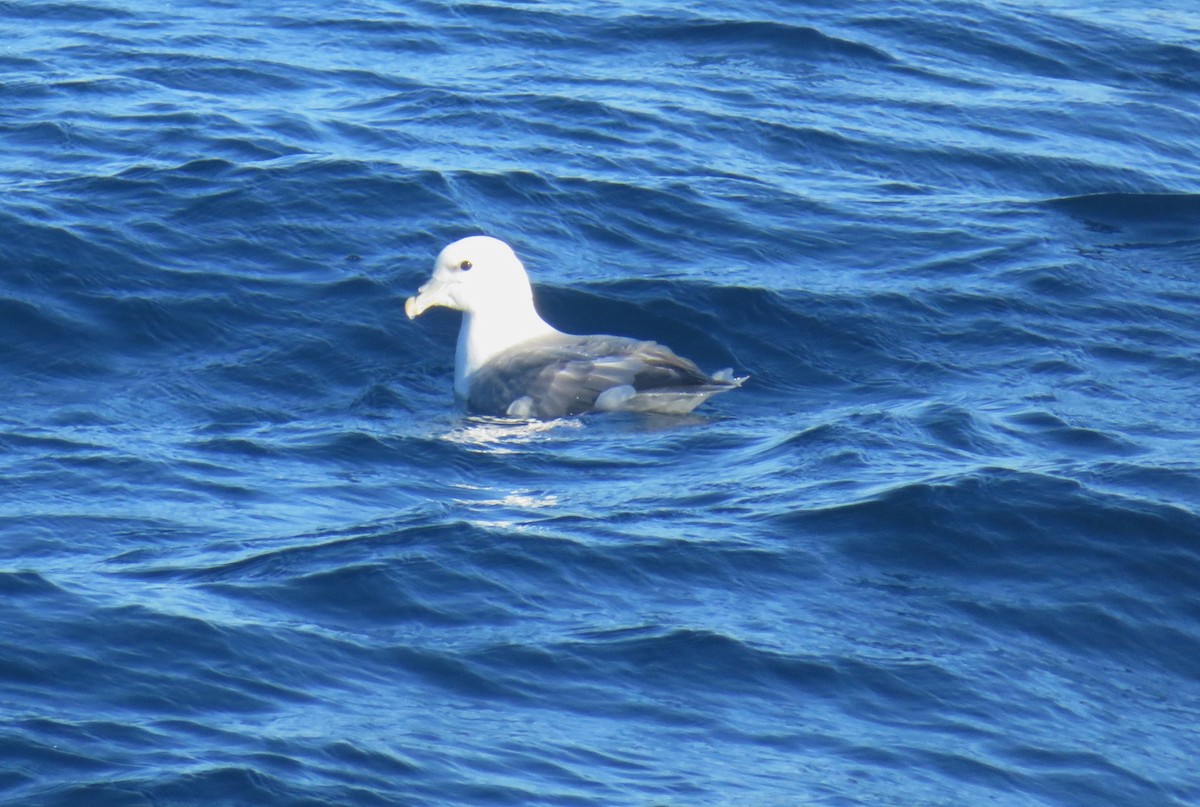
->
[405,236,745,419]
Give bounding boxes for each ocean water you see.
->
[2,0,1199,804]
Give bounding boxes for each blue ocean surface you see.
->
[2,0,1200,804]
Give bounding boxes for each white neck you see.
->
[454,297,558,397]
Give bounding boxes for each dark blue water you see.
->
[3,1,1200,805]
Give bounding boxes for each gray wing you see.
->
[467,334,729,419]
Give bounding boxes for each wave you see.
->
[618,17,898,65]
[856,5,1200,92]
[1043,192,1200,237]
[781,464,1200,579]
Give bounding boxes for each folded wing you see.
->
[468,334,744,419]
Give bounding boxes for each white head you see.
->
[406,236,559,396]
[405,235,535,320]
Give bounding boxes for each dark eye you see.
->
[459,260,473,271]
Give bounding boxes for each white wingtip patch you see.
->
[712,369,748,386]
[506,396,535,418]
[594,384,637,411]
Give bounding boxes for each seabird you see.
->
[405,236,745,419]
